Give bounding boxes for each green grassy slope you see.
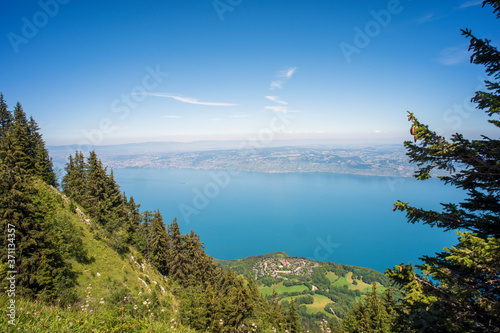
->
[0,182,194,332]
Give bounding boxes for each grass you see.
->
[280,294,334,318]
[305,294,335,316]
[259,282,309,297]
[0,185,190,332]
[331,276,350,288]
[0,296,195,333]
[329,272,386,293]
[326,271,339,283]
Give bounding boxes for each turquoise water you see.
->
[113,168,465,273]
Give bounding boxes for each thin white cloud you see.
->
[437,46,470,66]
[270,81,283,90]
[265,96,288,105]
[374,130,383,134]
[230,115,250,118]
[283,67,297,79]
[418,13,435,23]
[460,0,483,8]
[163,115,181,119]
[270,67,297,90]
[265,106,298,114]
[134,92,237,106]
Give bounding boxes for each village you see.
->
[252,257,319,280]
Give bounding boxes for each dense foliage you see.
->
[386,1,500,332]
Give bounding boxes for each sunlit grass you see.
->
[258,282,309,297]
[0,296,195,332]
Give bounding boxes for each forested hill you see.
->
[215,253,389,322]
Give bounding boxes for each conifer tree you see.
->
[343,282,393,333]
[149,209,170,275]
[126,195,142,245]
[388,1,500,332]
[139,210,154,258]
[84,151,109,224]
[0,93,12,138]
[287,298,302,333]
[103,169,128,231]
[168,218,189,284]
[27,116,57,186]
[11,102,31,172]
[269,289,286,330]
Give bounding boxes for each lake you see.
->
[113,168,465,273]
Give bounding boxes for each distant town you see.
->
[49,143,417,178]
[252,257,319,280]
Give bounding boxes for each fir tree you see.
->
[343,282,393,333]
[125,195,142,245]
[269,289,286,330]
[27,116,57,186]
[287,298,302,333]
[149,209,170,275]
[0,93,13,138]
[139,210,153,259]
[388,1,500,332]
[11,102,31,172]
[84,151,109,224]
[168,218,189,284]
[62,151,87,203]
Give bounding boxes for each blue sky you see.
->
[0,0,498,146]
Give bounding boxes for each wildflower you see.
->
[161,309,165,312]
[90,310,93,313]
[120,317,124,321]
[133,305,138,310]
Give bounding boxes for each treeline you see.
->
[0,95,85,304]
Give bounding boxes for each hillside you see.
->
[0,180,194,332]
[215,252,390,322]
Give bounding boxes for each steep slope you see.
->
[0,181,193,332]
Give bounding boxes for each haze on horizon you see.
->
[1,0,498,148]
